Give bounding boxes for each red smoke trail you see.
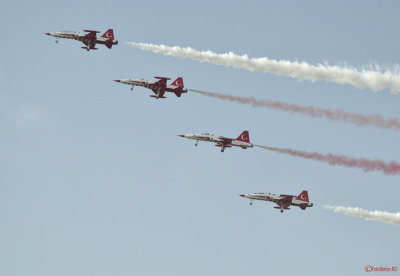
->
[256,145,400,175]
[190,89,400,131]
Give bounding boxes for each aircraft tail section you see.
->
[296,190,309,202]
[235,131,250,143]
[171,77,184,88]
[101,29,114,40]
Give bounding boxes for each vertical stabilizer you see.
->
[171,77,184,87]
[296,191,309,202]
[101,29,114,40]
[235,131,250,143]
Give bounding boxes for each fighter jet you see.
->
[44,29,118,51]
[178,131,253,152]
[114,77,188,99]
[239,190,313,213]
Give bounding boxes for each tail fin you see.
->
[235,131,250,143]
[101,29,114,40]
[171,77,184,88]
[296,191,309,202]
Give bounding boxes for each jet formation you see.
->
[179,131,253,152]
[45,28,313,214]
[45,29,118,51]
[240,191,313,213]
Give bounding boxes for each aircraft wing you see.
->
[215,143,232,148]
[81,40,97,49]
[83,30,100,33]
[215,137,233,148]
[83,30,99,38]
[219,137,233,143]
[154,77,170,87]
[151,86,166,98]
[275,196,293,207]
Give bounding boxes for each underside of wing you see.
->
[151,86,166,98]
[81,42,97,49]
[219,137,233,143]
[154,78,168,86]
[83,30,99,38]
[215,144,232,148]
[275,196,293,207]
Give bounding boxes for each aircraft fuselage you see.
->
[240,191,313,212]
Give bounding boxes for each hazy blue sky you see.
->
[1,1,400,275]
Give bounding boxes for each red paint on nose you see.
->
[44,33,51,35]
[178,135,185,137]
[114,80,120,82]
[239,194,245,197]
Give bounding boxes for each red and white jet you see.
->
[45,29,118,51]
[239,190,313,213]
[178,131,253,152]
[114,77,188,99]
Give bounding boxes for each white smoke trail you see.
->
[126,42,400,94]
[320,204,400,226]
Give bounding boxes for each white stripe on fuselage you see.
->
[119,79,153,86]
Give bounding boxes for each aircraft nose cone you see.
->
[178,135,185,137]
[239,194,245,197]
[114,80,120,82]
[44,33,51,35]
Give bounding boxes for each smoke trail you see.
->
[126,42,400,94]
[191,89,400,131]
[320,204,400,226]
[256,145,400,175]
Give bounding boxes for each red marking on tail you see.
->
[296,190,309,202]
[171,77,184,88]
[101,29,114,40]
[235,131,250,143]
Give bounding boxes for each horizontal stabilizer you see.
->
[105,40,113,49]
